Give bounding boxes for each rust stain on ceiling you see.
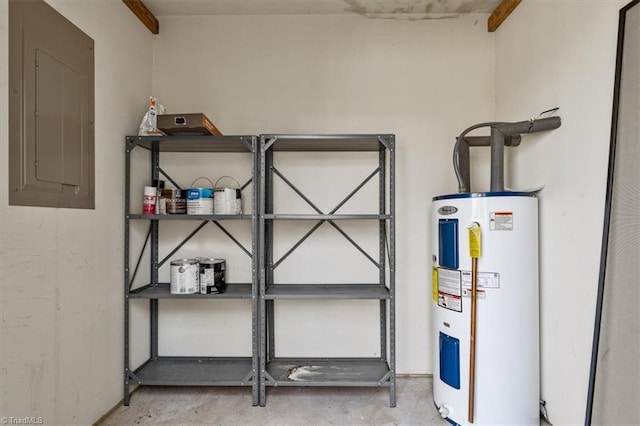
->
[343,0,369,15]
[343,0,500,15]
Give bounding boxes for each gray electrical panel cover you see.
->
[9,0,94,209]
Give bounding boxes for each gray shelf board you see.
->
[264,284,390,299]
[129,214,252,220]
[266,358,391,386]
[127,135,254,152]
[133,357,253,386]
[263,134,393,152]
[129,283,253,299]
[263,214,391,220]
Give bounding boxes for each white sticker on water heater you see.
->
[437,268,463,312]
[438,293,462,312]
[437,268,462,296]
[462,288,486,299]
[490,211,513,230]
[461,270,500,289]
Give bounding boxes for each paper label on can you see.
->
[214,188,239,214]
[200,269,214,293]
[461,270,500,289]
[187,188,213,199]
[490,212,513,230]
[187,198,213,215]
[143,195,156,214]
[170,262,198,294]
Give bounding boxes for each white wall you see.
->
[495,1,626,424]
[0,0,153,423]
[151,14,494,373]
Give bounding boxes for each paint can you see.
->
[143,186,157,214]
[170,259,199,294]
[197,258,226,294]
[162,188,186,214]
[154,180,166,215]
[162,188,181,199]
[187,177,214,215]
[213,176,242,215]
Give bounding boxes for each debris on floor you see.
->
[288,365,322,381]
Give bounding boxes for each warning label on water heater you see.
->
[439,293,462,312]
[462,288,486,299]
[437,268,462,312]
[490,211,513,230]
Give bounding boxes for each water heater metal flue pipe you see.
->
[454,116,561,193]
[490,126,506,192]
[489,117,561,192]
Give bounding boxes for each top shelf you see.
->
[262,134,394,152]
[126,135,255,153]
[126,134,395,153]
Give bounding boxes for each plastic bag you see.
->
[138,96,166,136]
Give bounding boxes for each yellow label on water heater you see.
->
[468,222,482,259]
[432,266,439,302]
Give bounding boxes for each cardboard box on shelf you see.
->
[157,113,222,136]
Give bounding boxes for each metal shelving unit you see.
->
[124,135,259,406]
[258,134,396,407]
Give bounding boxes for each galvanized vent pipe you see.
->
[454,116,561,193]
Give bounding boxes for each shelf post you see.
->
[124,138,132,405]
[251,136,260,406]
[379,144,388,364]
[389,136,397,407]
[258,136,268,406]
[150,141,159,359]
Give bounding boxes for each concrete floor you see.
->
[99,376,445,425]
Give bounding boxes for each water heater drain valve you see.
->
[439,404,451,418]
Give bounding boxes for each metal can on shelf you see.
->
[170,259,199,294]
[187,187,214,215]
[187,177,215,215]
[197,258,226,294]
[143,186,157,214]
[162,188,186,214]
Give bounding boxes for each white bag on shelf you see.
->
[138,96,166,136]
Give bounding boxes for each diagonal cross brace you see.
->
[129,224,152,290]
[158,221,210,267]
[157,167,252,192]
[156,219,252,269]
[158,167,184,190]
[241,178,252,191]
[271,166,381,269]
[157,219,252,269]
[210,220,252,258]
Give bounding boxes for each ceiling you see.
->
[141,0,503,17]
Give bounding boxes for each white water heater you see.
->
[432,193,539,425]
